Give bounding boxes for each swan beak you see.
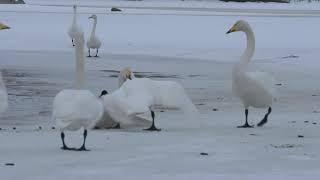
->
[226,26,237,34]
[0,23,10,30]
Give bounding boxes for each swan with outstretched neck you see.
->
[68,5,81,46]
[53,30,104,151]
[227,20,274,128]
[0,22,10,115]
[86,14,101,57]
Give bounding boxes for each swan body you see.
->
[0,23,10,115]
[227,20,274,128]
[68,5,81,46]
[53,30,103,151]
[86,14,101,57]
[102,78,197,130]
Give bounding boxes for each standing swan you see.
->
[86,14,101,57]
[52,31,104,151]
[0,22,10,115]
[227,20,274,128]
[68,5,81,46]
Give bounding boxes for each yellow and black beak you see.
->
[226,26,237,34]
[0,23,10,30]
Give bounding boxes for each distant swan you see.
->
[0,22,10,115]
[68,5,81,46]
[227,20,274,128]
[86,14,101,57]
[101,78,198,131]
[53,30,104,151]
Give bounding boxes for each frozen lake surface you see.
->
[1,1,320,180]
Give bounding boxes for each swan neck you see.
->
[90,19,97,37]
[75,40,86,89]
[72,7,77,25]
[240,28,255,65]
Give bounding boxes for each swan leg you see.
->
[72,39,75,46]
[94,49,99,57]
[77,129,89,151]
[87,49,91,57]
[237,109,254,128]
[144,111,161,131]
[60,132,74,150]
[257,107,272,127]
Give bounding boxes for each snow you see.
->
[1,1,320,179]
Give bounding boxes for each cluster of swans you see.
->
[52,19,275,151]
[68,5,101,57]
[0,17,275,151]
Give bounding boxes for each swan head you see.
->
[226,20,251,34]
[121,67,133,80]
[89,14,97,20]
[0,23,10,30]
[99,90,108,98]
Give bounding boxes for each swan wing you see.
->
[247,72,276,97]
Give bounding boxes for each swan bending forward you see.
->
[101,78,197,131]
[0,22,10,115]
[227,20,274,128]
[53,31,104,151]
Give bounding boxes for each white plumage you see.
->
[68,5,81,46]
[0,22,10,115]
[0,72,8,115]
[102,78,197,130]
[53,30,103,151]
[227,20,274,128]
[86,14,101,57]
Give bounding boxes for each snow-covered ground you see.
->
[1,1,320,179]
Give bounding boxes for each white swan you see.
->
[118,67,135,88]
[0,22,10,115]
[101,77,198,131]
[68,5,81,47]
[86,14,101,57]
[94,68,138,129]
[53,30,104,151]
[227,20,274,128]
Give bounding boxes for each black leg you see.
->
[60,132,74,150]
[237,109,254,128]
[94,49,99,57]
[144,111,161,131]
[77,129,89,151]
[257,107,272,127]
[112,123,120,129]
[87,49,91,57]
[72,39,75,46]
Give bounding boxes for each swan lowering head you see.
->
[226,20,250,34]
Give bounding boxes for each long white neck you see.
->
[90,18,97,38]
[74,38,86,89]
[72,7,77,26]
[233,26,255,74]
